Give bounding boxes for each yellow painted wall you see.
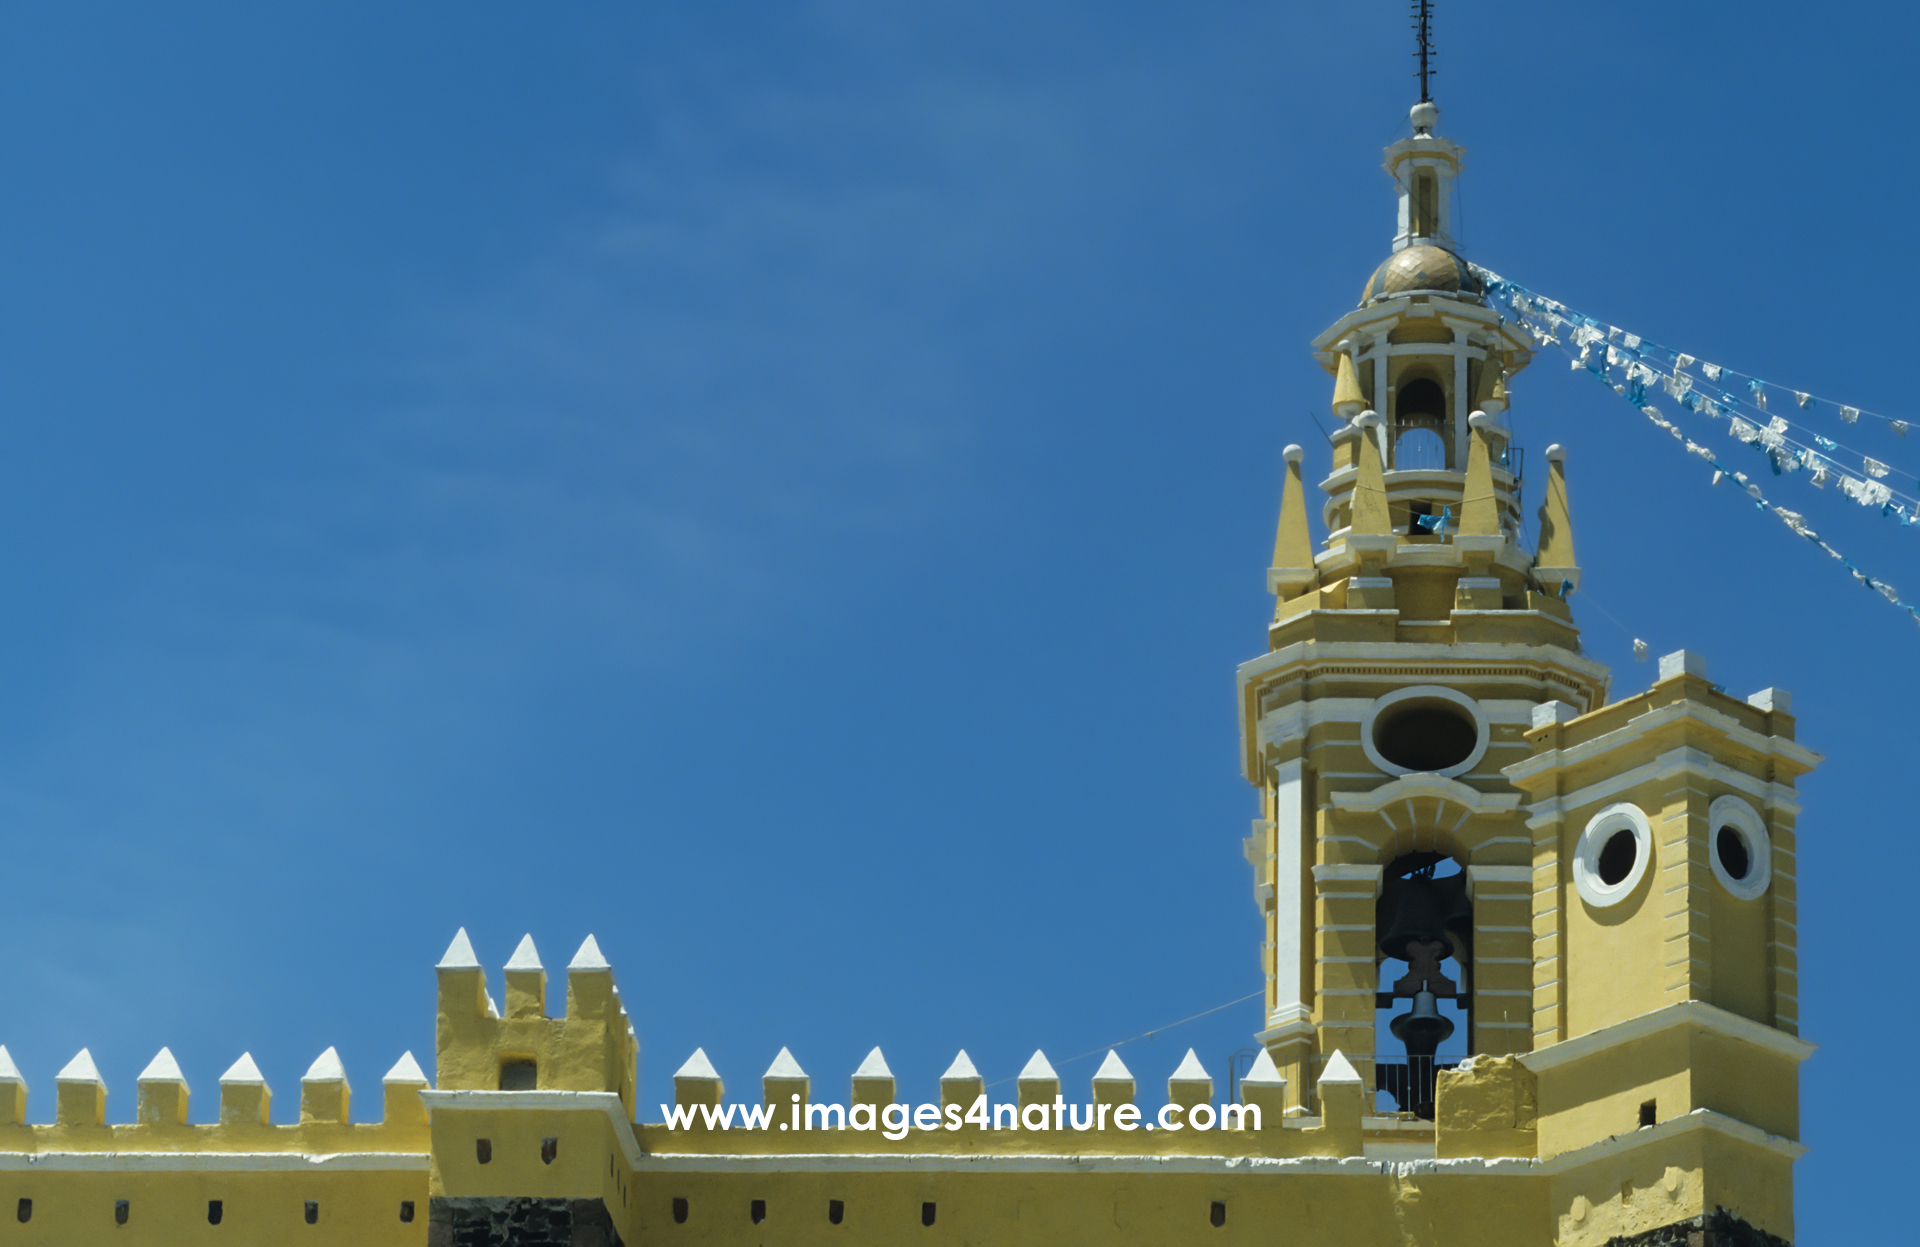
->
[0,1165,425,1244]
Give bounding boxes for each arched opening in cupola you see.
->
[1393,376,1449,471]
[1373,851,1472,1118]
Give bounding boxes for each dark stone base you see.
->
[1605,1207,1790,1247]
[428,1197,624,1247]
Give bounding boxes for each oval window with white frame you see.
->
[1361,685,1489,779]
[1707,794,1772,900]
[1573,802,1653,908]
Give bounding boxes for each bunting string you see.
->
[1473,266,1920,630]
[1477,275,1917,441]
[1476,271,1920,513]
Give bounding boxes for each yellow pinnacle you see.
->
[1331,352,1366,418]
[1459,412,1502,537]
[1349,415,1392,535]
[1535,443,1579,591]
[1269,445,1318,597]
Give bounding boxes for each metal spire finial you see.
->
[1412,0,1435,104]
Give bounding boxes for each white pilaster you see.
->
[1265,758,1313,1039]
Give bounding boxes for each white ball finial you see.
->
[1410,101,1439,134]
[1545,443,1567,464]
[1283,444,1305,466]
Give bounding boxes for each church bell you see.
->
[1375,868,1472,964]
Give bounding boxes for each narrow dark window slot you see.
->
[208,1200,223,1226]
[922,1201,937,1227]
[750,1198,766,1224]
[672,1196,689,1224]
[305,1200,318,1225]
[541,1136,558,1164]
[476,1138,493,1164]
[1211,1200,1227,1227]
[829,1198,845,1225]
[1640,1099,1657,1128]
[14,1198,27,1223]
[115,1199,129,1225]
[400,1201,415,1223]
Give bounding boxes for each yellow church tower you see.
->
[1242,96,1818,1243]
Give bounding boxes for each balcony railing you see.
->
[1374,1055,1459,1120]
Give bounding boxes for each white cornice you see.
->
[1505,699,1820,787]
[0,1151,427,1172]
[1517,746,1803,829]
[1539,1108,1806,1166]
[632,1150,1539,1176]
[420,1089,643,1169]
[1239,642,1608,690]
[1519,1001,1814,1075]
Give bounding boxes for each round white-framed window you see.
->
[1707,795,1772,900]
[1361,685,1488,779]
[1573,802,1653,909]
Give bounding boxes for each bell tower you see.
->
[1238,97,1817,1246]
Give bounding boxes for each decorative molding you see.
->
[420,1090,642,1169]
[1520,747,1803,830]
[1331,773,1522,817]
[1360,686,1490,780]
[1572,803,1652,909]
[1707,794,1773,901]
[1503,699,1821,787]
[0,1151,428,1173]
[1519,1000,1816,1075]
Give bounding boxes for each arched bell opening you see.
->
[1392,374,1450,471]
[1373,850,1472,1118]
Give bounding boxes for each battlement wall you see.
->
[0,1044,429,1243]
[434,930,638,1118]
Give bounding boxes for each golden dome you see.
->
[1360,244,1483,305]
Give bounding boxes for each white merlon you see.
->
[138,1048,188,1088]
[763,1047,807,1080]
[1318,1050,1363,1086]
[1243,1049,1285,1087]
[505,934,544,973]
[57,1049,103,1086]
[673,1049,721,1082]
[1017,1050,1058,1083]
[852,1047,892,1080]
[1532,700,1579,729]
[437,928,481,970]
[568,935,610,972]
[1091,1051,1133,1083]
[302,1047,349,1088]
[220,1054,268,1086]
[940,1050,980,1083]
[1168,1048,1211,1084]
[1658,650,1709,681]
[383,1052,428,1086]
[0,1046,25,1089]
[1748,688,1793,714]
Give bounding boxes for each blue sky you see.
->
[0,1,1911,1237]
